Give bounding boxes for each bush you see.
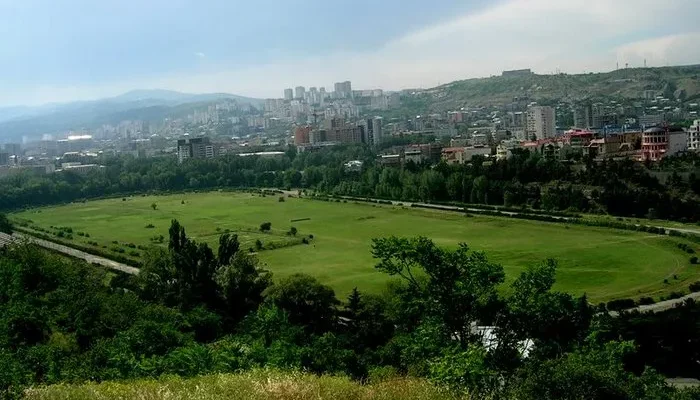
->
[145,224,155,229]
[691,256,698,265]
[688,248,696,254]
[128,250,141,257]
[636,297,655,306]
[606,298,635,311]
[302,238,309,244]
[255,239,263,250]
[289,227,298,236]
[662,292,684,301]
[279,196,285,202]
[309,234,314,239]
[260,222,272,232]
[689,282,700,292]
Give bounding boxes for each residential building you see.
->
[284,88,293,101]
[441,146,490,165]
[294,126,312,146]
[334,81,352,99]
[689,120,700,151]
[640,126,686,162]
[573,104,592,128]
[61,163,104,175]
[526,106,556,140]
[496,144,510,161]
[639,114,664,128]
[294,86,305,100]
[362,117,383,145]
[0,152,9,166]
[177,137,214,163]
[3,143,21,156]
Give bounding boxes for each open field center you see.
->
[12,191,700,302]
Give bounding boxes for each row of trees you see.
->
[2,145,699,221]
[1,220,699,398]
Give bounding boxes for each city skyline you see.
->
[1,0,699,107]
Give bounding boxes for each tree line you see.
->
[1,145,700,222]
[1,221,700,399]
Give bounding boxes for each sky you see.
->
[1,0,699,106]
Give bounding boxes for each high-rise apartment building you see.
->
[295,86,305,100]
[284,88,293,101]
[334,81,352,99]
[526,106,556,140]
[177,137,214,164]
[363,117,383,145]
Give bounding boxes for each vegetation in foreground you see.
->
[24,370,458,400]
[3,219,700,399]
[13,192,698,301]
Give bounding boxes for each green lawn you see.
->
[12,192,700,302]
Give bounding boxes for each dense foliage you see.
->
[2,146,700,222]
[1,220,699,399]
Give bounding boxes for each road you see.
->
[9,232,139,275]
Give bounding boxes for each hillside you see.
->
[399,65,700,112]
[24,371,459,400]
[0,90,263,140]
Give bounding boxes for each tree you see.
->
[0,213,12,234]
[371,236,505,345]
[263,273,339,333]
[501,259,592,359]
[216,252,272,324]
[151,203,158,210]
[259,222,272,233]
[217,233,240,266]
[289,226,298,236]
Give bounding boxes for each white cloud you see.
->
[194,52,206,58]
[3,0,700,105]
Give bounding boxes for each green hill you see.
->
[394,65,700,113]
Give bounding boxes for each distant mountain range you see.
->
[0,90,263,141]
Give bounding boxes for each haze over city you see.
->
[1,0,700,106]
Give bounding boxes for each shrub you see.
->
[259,222,272,232]
[636,297,655,305]
[181,200,185,204]
[663,279,669,284]
[690,282,700,292]
[606,298,635,311]
[122,198,126,201]
[279,196,285,202]
[289,226,298,236]
[309,234,314,239]
[687,248,696,254]
[691,256,698,265]
[255,239,263,250]
[302,238,309,244]
[128,250,140,257]
[663,292,684,301]
[145,224,155,229]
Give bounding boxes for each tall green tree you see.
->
[372,236,505,346]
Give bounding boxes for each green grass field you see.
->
[12,192,700,302]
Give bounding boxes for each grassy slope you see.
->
[24,371,461,400]
[12,192,700,302]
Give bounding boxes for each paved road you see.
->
[10,232,140,275]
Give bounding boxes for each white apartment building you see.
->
[688,120,700,151]
[526,106,556,140]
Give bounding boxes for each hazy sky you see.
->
[1,0,699,106]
